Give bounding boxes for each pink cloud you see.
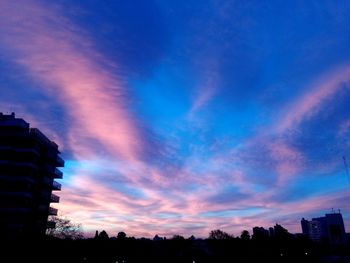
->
[276,65,350,133]
[2,0,349,238]
[266,139,304,184]
[55,157,350,237]
[190,79,217,113]
[189,58,220,114]
[54,161,273,237]
[0,0,141,161]
[229,65,350,187]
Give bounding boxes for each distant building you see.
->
[0,113,64,238]
[252,224,291,240]
[301,218,309,235]
[252,226,269,239]
[273,223,291,239]
[301,212,347,245]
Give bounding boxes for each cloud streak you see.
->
[0,0,141,161]
[276,65,350,133]
[1,0,350,237]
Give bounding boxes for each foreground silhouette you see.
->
[1,229,349,263]
[1,114,349,262]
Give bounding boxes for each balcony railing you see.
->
[56,156,64,167]
[0,118,29,129]
[41,176,52,187]
[48,206,58,216]
[0,146,12,151]
[52,181,61,191]
[30,128,58,150]
[50,193,60,203]
[0,175,34,185]
[0,160,38,170]
[0,207,30,214]
[0,191,33,199]
[54,168,63,179]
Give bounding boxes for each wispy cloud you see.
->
[0,0,142,161]
[276,65,350,133]
[1,0,350,237]
[190,75,218,113]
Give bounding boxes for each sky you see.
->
[1,0,350,238]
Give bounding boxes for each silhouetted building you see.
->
[301,212,346,245]
[301,218,309,235]
[0,113,64,238]
[252,226,269,240]
[273,224,291,239]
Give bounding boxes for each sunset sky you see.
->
[1,0,350,237]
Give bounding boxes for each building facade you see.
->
[0,113,63,238]
[301,212,347,245]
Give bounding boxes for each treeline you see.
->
[2,229,349,263]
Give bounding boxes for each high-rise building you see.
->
[301,212,347,245]
[0,113,64,238]
[324,212,347,245]
[301,218,309,235]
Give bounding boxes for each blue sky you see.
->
[1,0,350,237]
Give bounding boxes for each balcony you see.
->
[47,221,56,229]
[50,193,60,203]
[0,191,33,200]
[56,156,64,167]
[14,147,40,157]
[54,168,63,179]
[48,207,58,216]
[30,128,58,150]
[19,162,38,170]
[41,176,53,187]
[0,118,29,129]
[0,207,31,214]
[0,175,34,185]
[0,161,38,170]
[0,160,11,167]
[0,146,12,151]
[52,181,61,191]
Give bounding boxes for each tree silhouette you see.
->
[172,235,185,240]
[117,231,126,239]
[240,230,250,240]
[153,234,163,241]
[208,229,232,239]
[46,216,83,239]
[98,230,109,240]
